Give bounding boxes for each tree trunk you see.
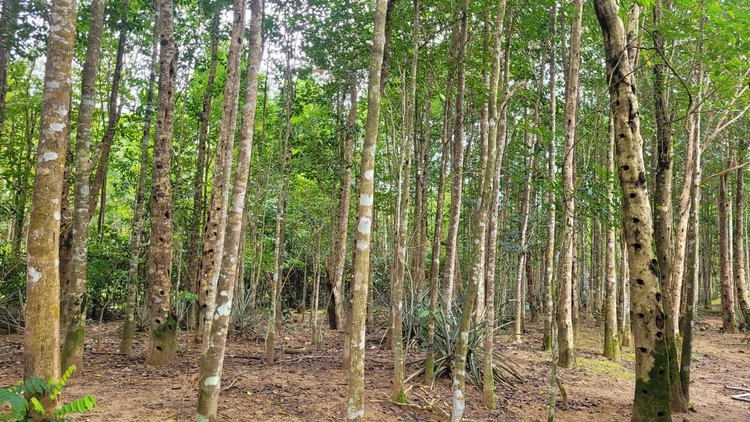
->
[542,3,558,352]
[186,13,219,331]
[195,1,260,416]
[442,2,468,315]
[594,0,673,419]
[557,0,583,369]
[345,0,387,418]
[24,0,76,416]
[88,11,128,221]
[603,115,620,360]
[389,0,419,402]
[329,81,357,331]
[0,0,19,150]
[121,16,157,355]
[718,171,738,333]
[515,124,536,343]
[145,0,178,366]
[60,0,107,371]
[195,0,248,345]
[734,139,750,320]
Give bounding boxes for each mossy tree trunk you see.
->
[557,0,583,370]
[60,0,106,371]
[594,0,672,419]
[24,0,76,417]
[121,17,157,355]
[195,2,261,417]
[345,1,387,419]
[146,0,178,366]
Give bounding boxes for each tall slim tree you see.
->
[594,0,672,419]
[196,0,250,344]
[603,116,620,360]
[121,16,158,355]
[557,0,583,369]
[542,3,557,352]
[441,0,469,314]
[196,0,261,417]
[60,0,107,370]
[186,13,219,330]
[24,0,77,416]
[0,0,19,144]
[146,0,178,366]
[346,0,387,419]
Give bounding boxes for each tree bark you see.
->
[542,3,558,352]
[195,1,261,416]
[734,139,750,320]
[718,171,738,333]
[186,13,219,331]
[60,0,107,371]
[121,15,158,355]
[24,0,76,416]
[0,0,19,149]
[196,0,248,345]
[88,10,128,220]
[442,1,468,315]
[557,0,583,369]
[345,0,387,419]
[389,1,419,402]
[603,116,620,360]
[146,0,178,366]
[594,0,673,419]
[329,81,357,331]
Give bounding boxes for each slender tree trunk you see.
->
[557,0,583,369]
[60,0,107,371]
[452,1,506,417]
[312,230,322,343]
[145,0,178,366]
[345,1,387,419]
[603,116,620,360]
[734,139,750,320]
[88,12,128,220]
[121,17,158,355]
[442,1,469,315]
[195,1,260,416]
[680,107,701,402]
[186,13,219,331]
[718,171,738,333]
[619,230,633,347]
[515,126,536,343]
[389,1,419,402]
[542,3,557,352]
[594,1,673,419]
[196,0,248,345]
[329,81,357,331]
[0,0,19,150]
[24,0,76,416]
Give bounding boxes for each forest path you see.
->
[1,312,748,421]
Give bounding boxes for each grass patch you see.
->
[578,356,635,380]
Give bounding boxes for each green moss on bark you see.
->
[633,339,672,422]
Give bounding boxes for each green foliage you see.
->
[0,366,96,421]
[408,312,524,389]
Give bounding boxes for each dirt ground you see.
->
[1,312,749,421]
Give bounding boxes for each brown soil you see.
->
[1,313,748,421]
